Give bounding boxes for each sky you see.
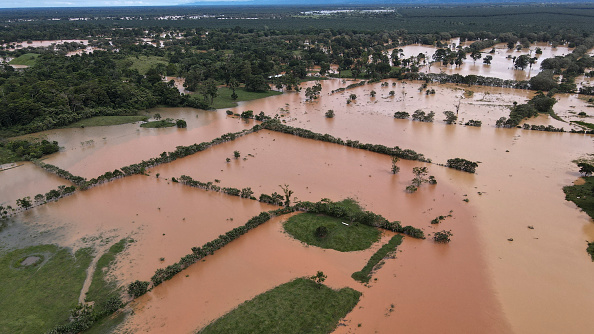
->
[0,0,586,9]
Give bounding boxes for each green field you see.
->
[571,121,594,130]
[124,55,167,75]
[85,239,130,313]
[198,278,361,334]
[67,115,148,128]
[564,176,594,221]
[0,245,93,334]
[209,87,282,109]
[9,53,39,66]
[284,212,380,252]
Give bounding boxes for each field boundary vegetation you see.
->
[351,235,403,283]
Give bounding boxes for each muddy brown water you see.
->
[399,42,575,81]
[22,108,252,179]
[0,161,72,207]
[3,77,594,333]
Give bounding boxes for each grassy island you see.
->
[198,278,361,334]
[284,212,381,252]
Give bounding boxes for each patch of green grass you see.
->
[67,116,148,128]
[9,53,39,66]
[83,311,127,334]
[0,145,20,164]
[571,121,594,130]
[124,55,167,75]
[198,278,361,334]
[209,87,282,109]
[284,212,380,252]
[0,245,93,334]
[352,235,403,283]
[85,238,130,313]
[563,176,594,220]
[140,120,176,128]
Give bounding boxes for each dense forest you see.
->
[0,3,593,137]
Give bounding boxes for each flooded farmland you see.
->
[3,75,594,333]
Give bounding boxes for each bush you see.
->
[446,158,479,173]
[434,230,453,243]
[128,280,150,298]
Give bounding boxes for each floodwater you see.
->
[228,79,594,333]
[130,129,508,333]
[3,74,594,333]
[0,161,71,208]
[1,39,89,50]
[8,174,274,283]
[23,108,251,178]
[399,42,574,81]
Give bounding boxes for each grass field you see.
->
[9,53,39,66]
[66,115,148,128]
[198,278,361,334]
[124,55,167,75]
[563,176,594,220]
[571,121,594,130]
[209,87,282,109]
[283,212,380,252]
[0,245,93,334]
[351,235,403,283]
[85,238,130,313]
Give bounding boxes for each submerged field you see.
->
[1,74,594,334]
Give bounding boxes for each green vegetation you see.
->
[85,239,130,313]
[198,278,361,334]
[0,245,93,334]
[209,87,282,109]
[351,235,403,283]
[0,139,59,163]
[140,120,176,128]
[66,115,148,128]
[9,53,39,66]
[434,230,453,243]
[124,55,167,75]
[588,242,594,261]
[283,212,381,252]
[571,121,594,130]
[563,176,594,221]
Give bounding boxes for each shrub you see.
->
[128,280,150,298]
[434,230,453,243]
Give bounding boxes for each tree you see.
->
[483,55,493,65]
[128,280,150,298]
[325,109,335,118]
[309,271,327,286]
[443,111,458,124]
[280,184,294,207]
[229,78,239,100]
[233,150,240,159]
[434,230,453,243]
[391,156,400,174]
[370,90,376,97]
[314,226,328,239]
[304,82,322,101]
[176,119,187,128]
[16,196,32,210]
[471,50,482,63]
[514,55,530,70]
[153,113,162,120]
[578,162,594,176]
